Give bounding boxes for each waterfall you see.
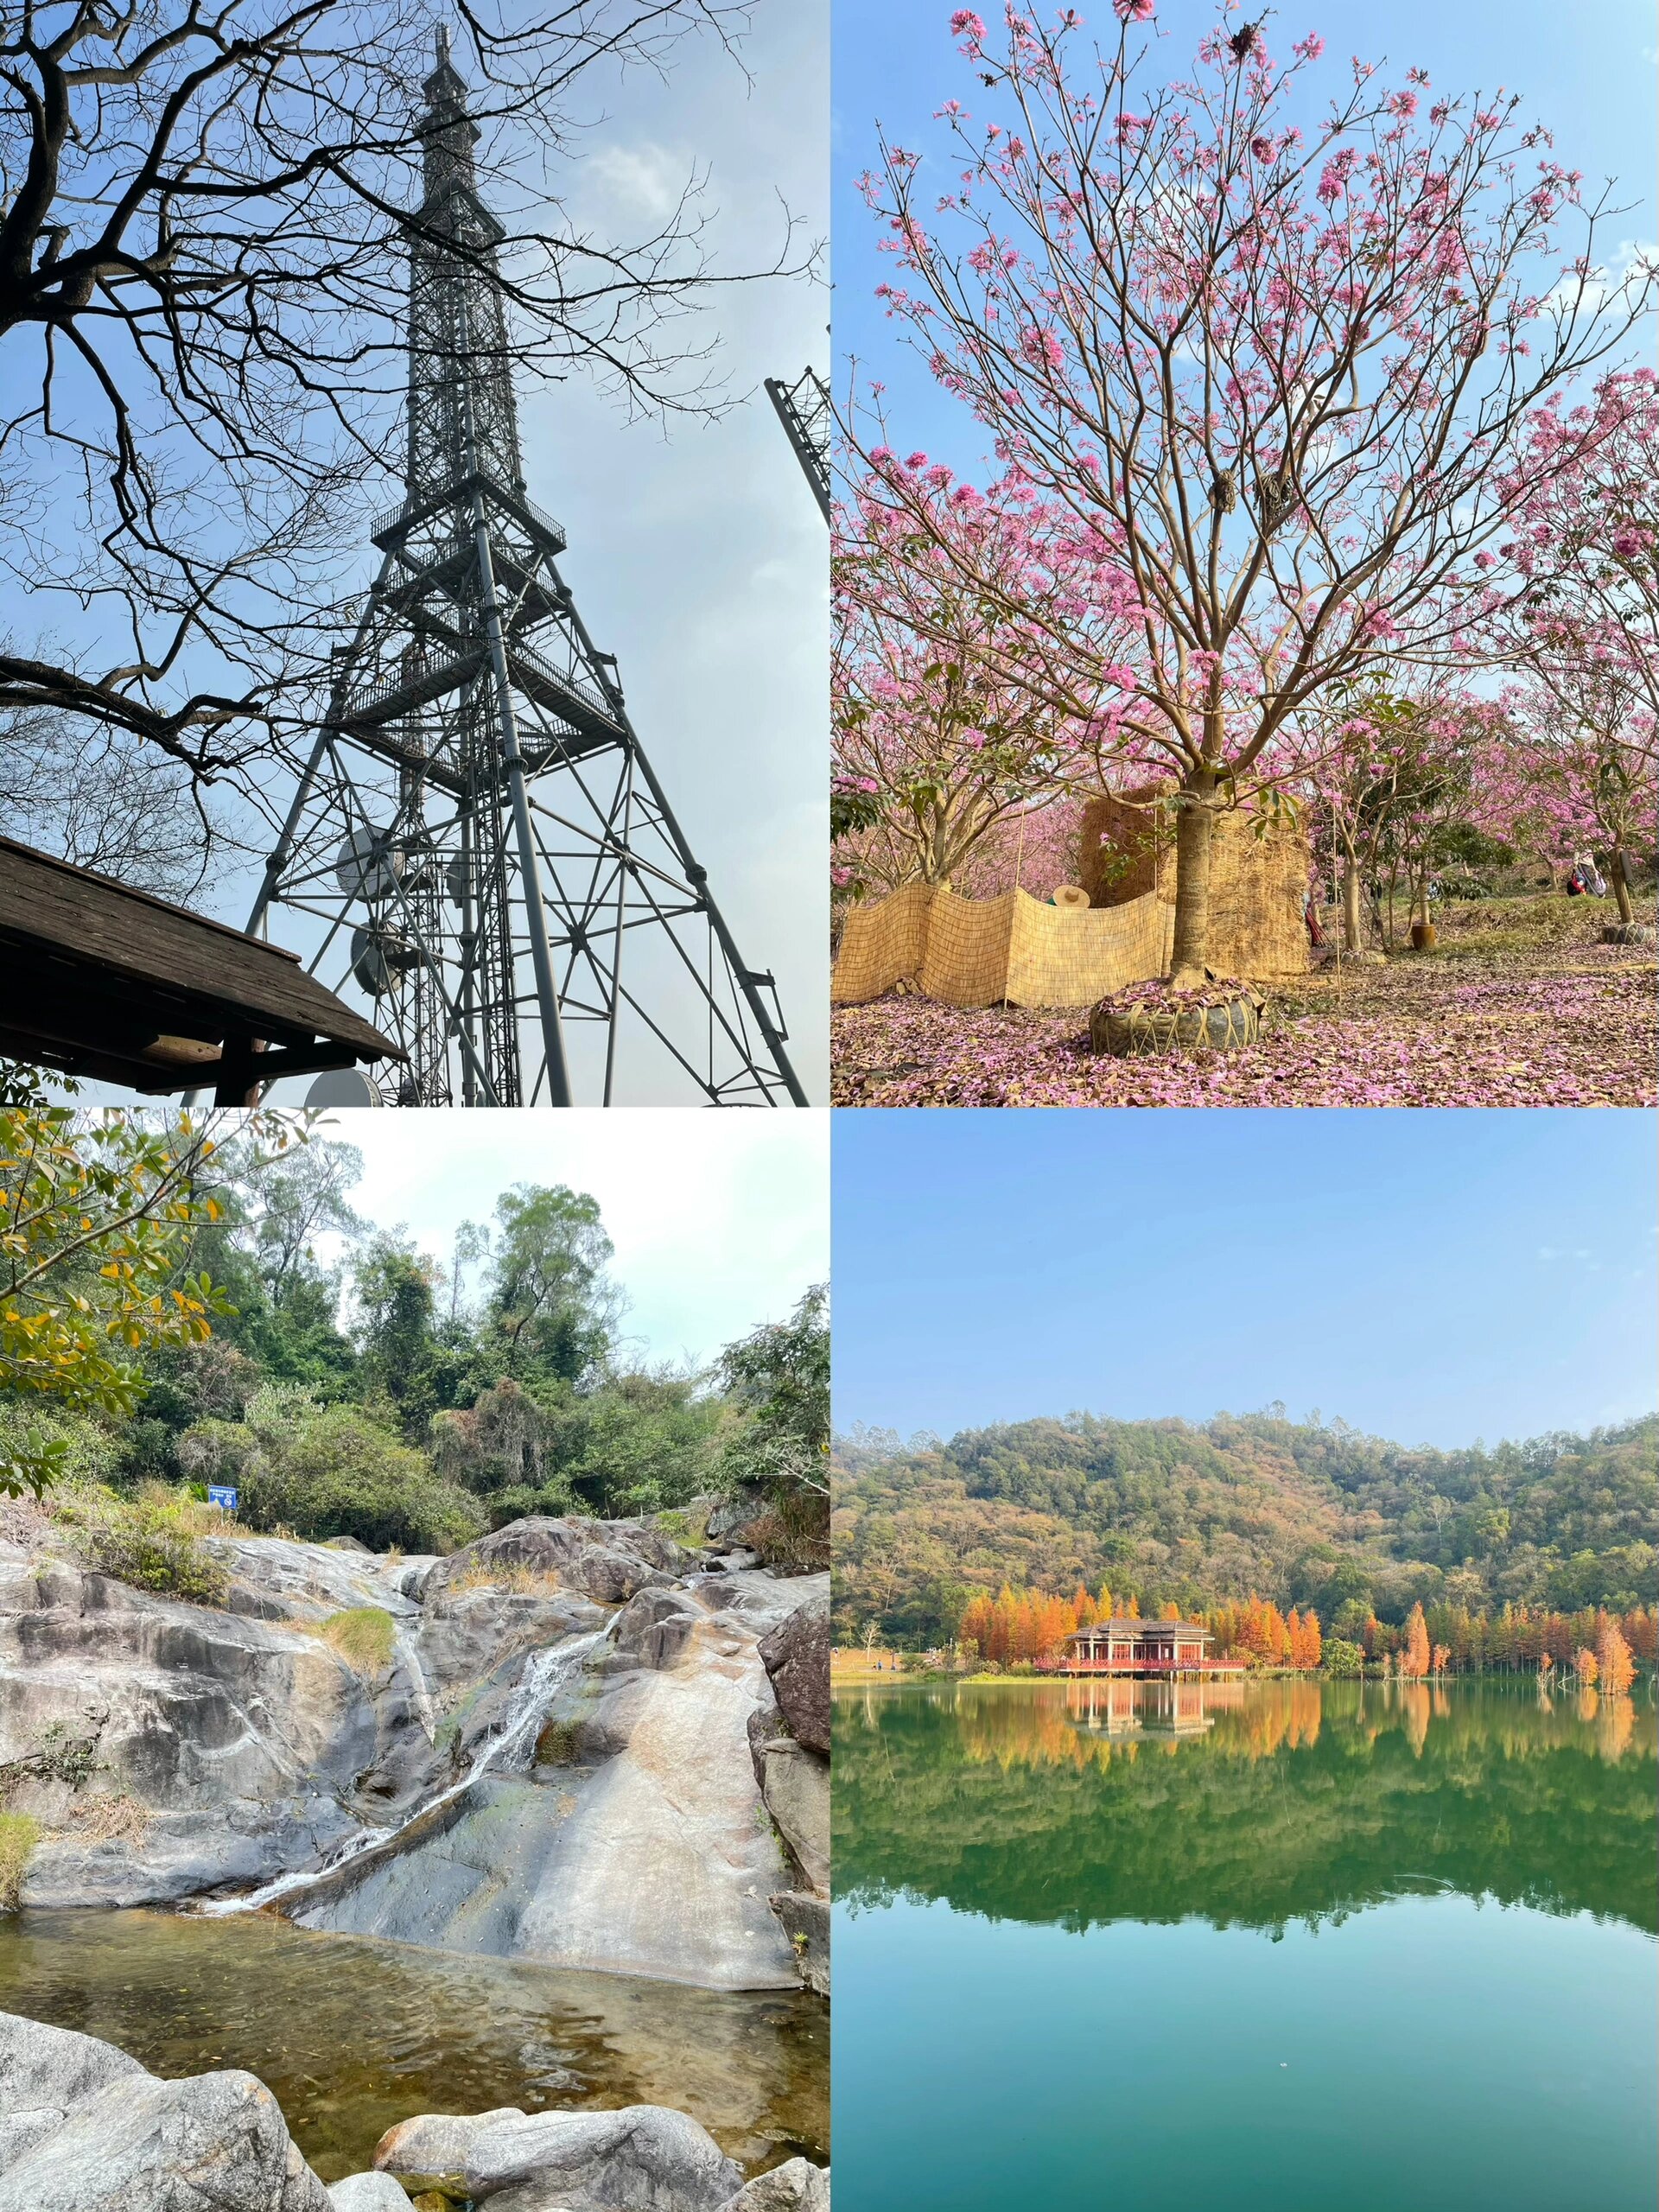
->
[200,1623,612,1917]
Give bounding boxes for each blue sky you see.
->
[831,1110,1658,1448]
[832,0,1658,474]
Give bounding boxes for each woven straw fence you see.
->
[1078,795,1310,980]
[831,885,1174,1008]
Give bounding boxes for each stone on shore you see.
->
[719,2158,831,2210]
[757,1596,830,1755]
[372,2108,529,2194]
[378,2102,743,2211]
[328,2174,416,2209]
[0,2012,330,2212]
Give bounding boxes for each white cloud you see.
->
[317,1109,828,1370]
[579,142,695,224]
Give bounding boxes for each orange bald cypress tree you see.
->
[1596,1617,1635,1694]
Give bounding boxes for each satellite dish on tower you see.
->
[335,827,402,903]
[351,925,422,997]
[304,1069,382,1109]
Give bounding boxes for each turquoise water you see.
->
[834,1677,1657,2212]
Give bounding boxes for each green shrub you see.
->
[319,1607,397,1676]
[58,1490,230,1605]
[0,1405,120,1491]
[1321,1637,1367,1679]
[0,1814,41,1909]
[202,1389,485,1554]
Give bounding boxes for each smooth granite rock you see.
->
[0,2012,330,2212]
[719,2159,830,2211]
[328,2173,416,2209]
[757,1597,830,1757]
[463,2104,743,2211]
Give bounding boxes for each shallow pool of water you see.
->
[0,1909,826,2182]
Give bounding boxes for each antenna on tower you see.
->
[766,368,830,523]
[238,43,807,1108]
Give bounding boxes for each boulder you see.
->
[753,1738,829,1897]
[328,2176,414,2209]
[719,2159,830,2211]
[461,2105,743,2211]
[769,1892,829,1999]
[707,1490,766,1545]
[435,1520,686,1607]
[0,2010,148,2165]
[0,1529,818,1993]
[0,1541,436,1907]
[757,1597,829,1756]
[652,1496,721,1548]
[0,2013,331,2212]
[374,2107,529,2193]
[613,1586,701,1671]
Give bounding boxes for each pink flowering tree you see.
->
[1495,666,1656,924]
[955,793,1086,898]
[833,460,1140,893]
[1304,683,1498,948]
[1491,371,1659,721]
[858,8,1653,977]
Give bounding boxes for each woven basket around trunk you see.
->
[1600,923,1656,946]
[1090,993,1261,1057]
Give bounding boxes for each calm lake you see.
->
[834,1675,1657,2212]
[0,1908,827,2182]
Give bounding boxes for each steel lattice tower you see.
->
[766,368,830,521]
[245,32,806,1106]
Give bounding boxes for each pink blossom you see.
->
[1114,0,1155,21]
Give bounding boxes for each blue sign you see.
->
[207,1486,239,1511]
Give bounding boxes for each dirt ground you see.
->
[831,895,1656,1109]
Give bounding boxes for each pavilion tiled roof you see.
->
[1067,1618,1212,1637]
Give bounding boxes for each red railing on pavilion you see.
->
[1036,1656,1246,1675]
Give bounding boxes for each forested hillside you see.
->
[1,1114,827,1570]
[832,1409,1658,1646]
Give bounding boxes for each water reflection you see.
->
[1065,1674,1240,1738]
[834,1677,1656,1936]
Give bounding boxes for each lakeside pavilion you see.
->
[1059,1618,1243,1676]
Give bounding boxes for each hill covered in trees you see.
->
[1,1113,827,1571]
[832,1409,1657,1648]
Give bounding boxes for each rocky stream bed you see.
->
[0,1502,830,2206]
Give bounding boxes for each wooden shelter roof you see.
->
[0,836,404,1103]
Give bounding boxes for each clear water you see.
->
[833,1675,1656,2212]
[0,1907,826,2183]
